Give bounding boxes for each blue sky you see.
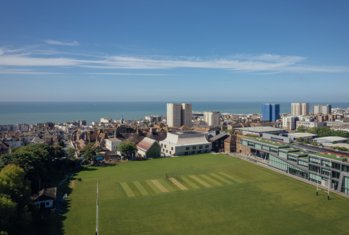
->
[0,0,349,102]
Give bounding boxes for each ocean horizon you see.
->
[0,101,348,125]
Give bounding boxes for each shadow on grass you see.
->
[29,171,77,235]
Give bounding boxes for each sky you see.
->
[0,0,349,102]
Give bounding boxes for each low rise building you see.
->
[160,131,211,156]
[237,135,349,195]
[314,136,348,145]
[235,126,286,136]
[282,116,297,130]
[296,121,326,129]
[136,137,161,158]
[287,132,317,142]
[209,132,229,153]
[104,138,122,152]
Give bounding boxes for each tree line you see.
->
[297,126,349,140]
[0,144,78,234]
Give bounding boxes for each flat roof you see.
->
[323,143,349,149]
[314,136,348,142]
[288,132,317,138]
[242,136,289,148]
[236,126,285,133]
[309,153,347,162]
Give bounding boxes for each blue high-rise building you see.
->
[271,104,280,121]
[261,103,280,122]
[262,104,271,122]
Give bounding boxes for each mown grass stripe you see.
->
[169,177,188,191]
[200,174,222,186]
[189,175,212,188]
[120,182,136,198]
[218,172,243,183]
[145,180,162,194]
[151,179,169,193]
[180,176,200,189]
[209,173,233,185]
[159,179,176,192]
[133,181,149,196]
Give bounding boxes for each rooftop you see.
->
[314,136,348,144]
[243,136,289,148]
[310,153,347,162]
[288,151,308,158]
[137,137,157,151]
[236,126,285,133]
[288,132,317,139]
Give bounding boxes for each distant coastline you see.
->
[0,102,348,125]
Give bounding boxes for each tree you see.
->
[0,164,31,233]
[118,141,137,159]
[80,143,96,163]
[67,147,76,159]
[0,194,16,232]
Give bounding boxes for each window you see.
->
[199,146,203,149]
[205,145,209,148]
[171,147,173,150]
[332,171,340,179]
[185,147,189,150]
[332,162,341,170]
[342,165,349,173]
[193,146,197,150]
[321,160,331,167]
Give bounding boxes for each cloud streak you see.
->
[44,39,80,46]
[0,47,348,74]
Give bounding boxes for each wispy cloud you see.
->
[0,47,348,74]
[0,69,61,75]
[44,39,80,46]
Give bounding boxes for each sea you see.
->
[0,102,348,125]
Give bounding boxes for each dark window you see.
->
[185,147,189,150]
[342,165,349,173]
[332,171,340,179]
[205,145,209,148]
[193,146,197,150]
[199,146,203,149]
[332,162,341,170]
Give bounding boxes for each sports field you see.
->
[63,154,349,235]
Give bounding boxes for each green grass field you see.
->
[63,154,349,235]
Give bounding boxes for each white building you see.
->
[301,103,309,116]
[181,103,192,127]
[314,104,332,115]
[296,121,326,129]
[314,136,348,144]
[167,103,182,127]
[104,138,122,152]
[160,131,211,156]
[100,117,112,124]
[282,116,297,130]
[291,102,309,116]
[204,111,220,128]
[166,103,192,128]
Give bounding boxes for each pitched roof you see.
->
[137,137,157,152]
[209,133,229,142]
[32,187,57,201]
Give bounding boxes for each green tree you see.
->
[118,141,137,159]
[80,143,96,162]
[67,147,76,159]
[0,164,31,233]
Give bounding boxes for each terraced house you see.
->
[237,135,349,195]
